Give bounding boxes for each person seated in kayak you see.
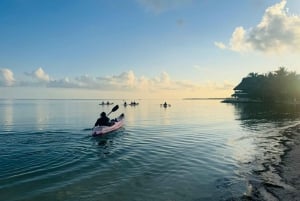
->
[94,112,112,127]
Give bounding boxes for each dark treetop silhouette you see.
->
[227,67,300,103]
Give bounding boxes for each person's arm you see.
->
[94,119,99,127]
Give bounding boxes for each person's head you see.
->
[100,112,106,117]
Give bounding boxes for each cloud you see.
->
[0,68,15,86]
[157,72,171,87]
[47,77,78,88]
[137,0,192,13]
[96,71,175,91]
[1,67,233,99]
[214,42,226,49]
[25,67,50,82]
[48,70,195,92]
[229,27,252,52]
[107,70,137,89]
[216,0,300,54]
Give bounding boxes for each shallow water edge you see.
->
[244,124,300,201]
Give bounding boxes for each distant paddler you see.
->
[161,102,171,107]
[99,101,114,106]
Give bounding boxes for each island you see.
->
[222,67,300,104]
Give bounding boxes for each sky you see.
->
[1,0,300,99]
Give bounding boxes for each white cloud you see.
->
[75,75,99,88]
[217,0,300,54]
[1,68,234,98]
[46,75,100,89]
[214,42,226,49]
[25,67,50,82]
[48,77,79,88]
[158,72,171,86]
[110,70,136,89]
[35,68,50,82]
[50,70,195,92]
[229,27,252,52]
[0,68,15,86]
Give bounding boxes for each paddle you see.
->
[107,104,119,116]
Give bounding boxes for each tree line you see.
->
[232,67,300,102]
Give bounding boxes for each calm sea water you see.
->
[1,99,300,201]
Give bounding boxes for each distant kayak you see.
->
[99,102,114,106]
[129,102,139,106]
[92,113,125,136]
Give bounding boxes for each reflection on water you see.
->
[234,103,300,127]
[34,100,50,130]
[228,102,300,200]
[1,100,14,129]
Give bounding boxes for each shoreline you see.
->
[221,98,300,105]
[272,124,300,200]
[247,124,300,201]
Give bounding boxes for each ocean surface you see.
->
[1,99,300,201]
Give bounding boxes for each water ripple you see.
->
[1,100,300,201]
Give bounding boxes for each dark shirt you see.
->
[94,116,110,126]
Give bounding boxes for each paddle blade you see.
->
[107,105,119,116]
[111,105,119,112]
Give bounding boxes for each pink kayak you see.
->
[92,113,125,136]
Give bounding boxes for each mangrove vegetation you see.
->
[228,67,300,103]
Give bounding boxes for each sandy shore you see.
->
[273,124,300,200]
[242,124,300,201]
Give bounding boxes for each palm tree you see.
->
[274,67,288,78]
[247,72,259,78]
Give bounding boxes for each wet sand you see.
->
[265,124,300,201]
[242,124,300,201]
[272,125,300,200]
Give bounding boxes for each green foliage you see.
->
[233,67,300,102]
